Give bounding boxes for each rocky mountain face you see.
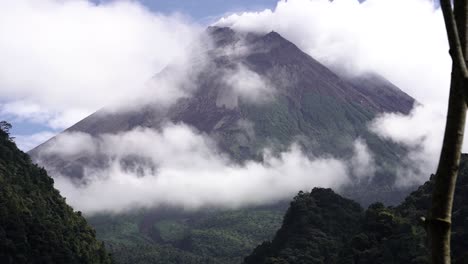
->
[0,122,112,263]
[30,26,414,204]
[244,154,468,264]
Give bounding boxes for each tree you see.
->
[0,121,11,135]
[428,0,468,263]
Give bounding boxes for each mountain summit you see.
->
[30,27,414,204]
[28,27,416,264]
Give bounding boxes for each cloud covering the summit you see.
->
[215,0,449,106]
[213,0,456,185]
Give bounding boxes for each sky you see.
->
[0,0,457,212]
[1,0,279,150]
[0,0,441,152]
[93,0,280,23]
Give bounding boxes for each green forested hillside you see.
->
[27,28,417,263]
[89,205,286,264]
[245,155,468,264]
[0,122,112,264]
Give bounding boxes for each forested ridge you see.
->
[245,155,468,264]
[0,122,112,264]
[89,206,286,264]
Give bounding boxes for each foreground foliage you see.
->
[245,155,468,264]
[0,122,112,263]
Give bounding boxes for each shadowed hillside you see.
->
[0,122,112,264]
[244,155,468,264]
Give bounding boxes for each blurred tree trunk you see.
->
[428,1,468,263]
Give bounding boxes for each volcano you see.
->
[30,26,414,204]
[29,27,416,264]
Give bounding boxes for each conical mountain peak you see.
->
[30,27,414,205]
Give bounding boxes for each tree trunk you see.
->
[428,1,468,263]
[428,68,466,264]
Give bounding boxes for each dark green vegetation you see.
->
[0,121,112,264]
[245,155,468,264]
[88,205,286,264]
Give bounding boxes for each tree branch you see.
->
[441,0,468,79]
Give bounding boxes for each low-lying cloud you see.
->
[36,123,374,214]
[369,105,455,186]
[349,138,375,182]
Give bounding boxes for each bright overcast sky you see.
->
[0,0,279,149]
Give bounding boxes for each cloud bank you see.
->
[0,0,202,129]
[36,124,373,214]
[215,0,449,106]
[370,105,450,186]
[216,0,454,186]
[14,131,57,152]
[216,63,275,109]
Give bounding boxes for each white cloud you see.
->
[369,105,450,186]
[41,131,97,158]
[35,123,373,214]
[216,63,275,109]
[215,0,453,186]
[349,138,376,182]
[215,0,449,106]
[0,0,202,129]
[14,131,56,152]
[0,100,91,130]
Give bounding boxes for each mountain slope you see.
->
[30,27,414,204]
[244,154,468,264]
[0,122,112,264]
[88,205,286,264]
[27,27,417,264]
